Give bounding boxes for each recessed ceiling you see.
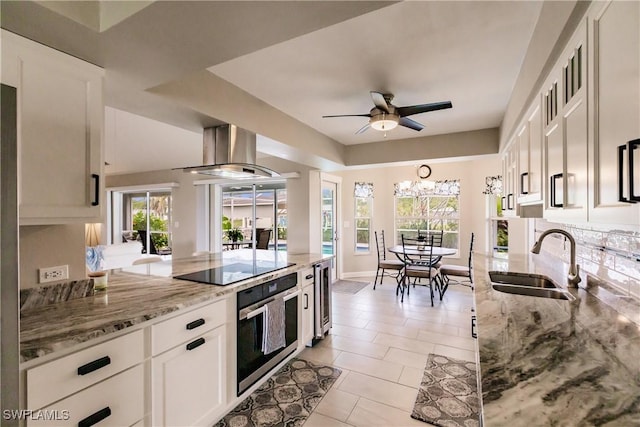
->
[208,1,543,145]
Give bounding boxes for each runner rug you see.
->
[411,353,481,427]
[331,279,369,294]
[214,358,341,427]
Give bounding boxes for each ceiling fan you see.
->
[323,91,452,134]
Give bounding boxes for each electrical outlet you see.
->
[39,265,69,283]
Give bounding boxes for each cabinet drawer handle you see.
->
[305,274,314,280]
[550,173,564,207]
[77,356,111,376]
[186,337,205,351]
[78,406,111,427]
[91,174,100,206]
[304,293,309,310]
[186,318,205,330]
[520,172,529,195]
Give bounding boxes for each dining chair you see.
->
[439,232,474,294]
[374,230,404,289]
[399,234,443,305]
[256,229,272,250]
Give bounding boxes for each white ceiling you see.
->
[209,1,542,145]
[1,1,546,172]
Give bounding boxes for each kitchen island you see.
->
[20,250,325,364]
[19,250,328,426]
[475,253,640,426]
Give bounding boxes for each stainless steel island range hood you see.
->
[182,125,280,179]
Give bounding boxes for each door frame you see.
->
[320,173,342,282]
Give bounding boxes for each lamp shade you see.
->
[85,223,102,247]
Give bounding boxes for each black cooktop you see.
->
[174,261,295,286]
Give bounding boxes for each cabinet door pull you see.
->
[501,196,506,211]
[629,139,640,202]
[78,406,111,427]
[77,356,111,376]
[618,144,633,203]
[471,315,477,339]
[507,193,514,210]
[186,337,205,351]
[520,172,529,195]
[304,293,309,310]
[186,318,205,330]
[550,174,564,207]
[91,174,100,206]
[305,274,314,280]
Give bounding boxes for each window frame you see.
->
[394,194,460,253]
[354,195,372,255]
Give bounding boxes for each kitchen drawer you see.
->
[299,267,314,287]
[28,364,144,427]
[27,329,143,410]
[152,299,226,356]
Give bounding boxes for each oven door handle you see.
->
[240,289,301,320]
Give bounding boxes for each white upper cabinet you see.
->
[1,30,104,225]
[543,21,589,223]
[517,97,543,205]
[588,0,640,227]
[501,139,518,217]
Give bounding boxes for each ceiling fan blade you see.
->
[399,117,424,131]
[370,91,390,113]
[355,123,370,134]
[397,101,452,117]
[322,114,371,118]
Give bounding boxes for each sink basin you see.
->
[488,271,575,301]
[488,271,557,288]
[491,284,574,300]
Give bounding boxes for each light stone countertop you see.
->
[475,253,640,426]
[20,250,327,364]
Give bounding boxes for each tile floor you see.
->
[300,275,476,427]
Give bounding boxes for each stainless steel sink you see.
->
[488,271,575,301]
[488,271,557,288]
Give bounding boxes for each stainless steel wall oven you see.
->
[236,272,298,395]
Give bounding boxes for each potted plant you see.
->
[226,228,244,243]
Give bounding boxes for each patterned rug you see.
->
[411,354,480,427]
[215,358,341,427]
[332,279,370,294]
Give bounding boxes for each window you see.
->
[354,182,373,253]
[112,190,172,255]
[393,180,460,250]
[220,182,287,251]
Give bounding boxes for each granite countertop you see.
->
[20,250,327,365]
[475,253,640,426]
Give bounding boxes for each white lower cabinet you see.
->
[301,282,315,345]
[29,365,144,427]
[151,302,227,427]
[299,268,315,346]
[25,330,144,427]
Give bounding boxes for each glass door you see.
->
[322,180,338,281]
[220,182,286,251]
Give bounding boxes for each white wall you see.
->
[332,155,501,277]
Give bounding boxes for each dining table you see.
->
[387,245,457,262]
[387,245,458,299]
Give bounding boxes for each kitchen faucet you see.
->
[531,229,581,287]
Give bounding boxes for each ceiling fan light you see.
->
[370,113,399,131]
